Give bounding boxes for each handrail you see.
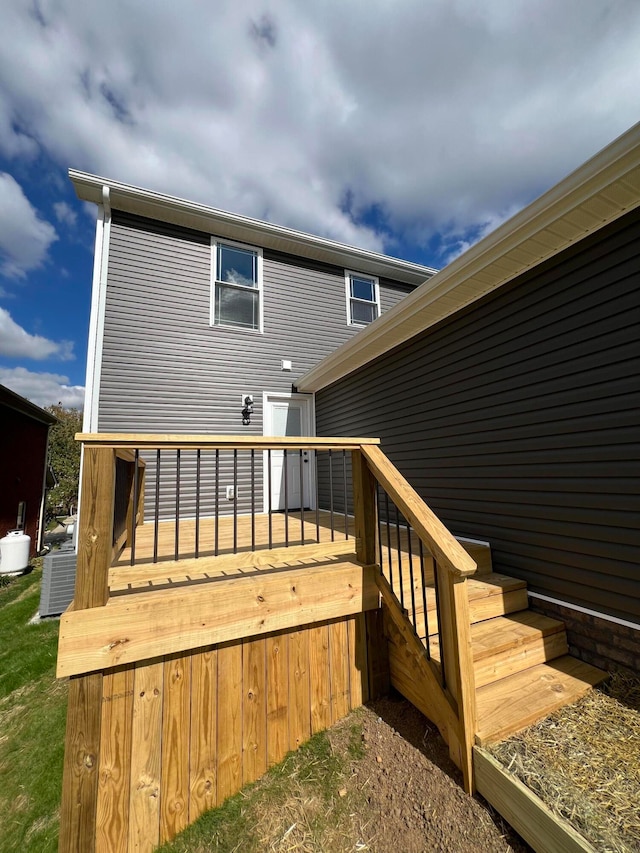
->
[76,432,381,450]
[360,444,476,577]
[356,443,477,793]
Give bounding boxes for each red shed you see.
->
[0,384,57,558]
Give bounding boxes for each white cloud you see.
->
[0,1,639,257]
[0,173,58,277]
[53,200,77,227]
[440,205,523,264]
[0,307,74,360]
[0,365,84,409]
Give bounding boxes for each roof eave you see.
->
[297,121,640,393]
[69,170,437,286]
[0,385,58,425]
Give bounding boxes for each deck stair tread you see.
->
[475,655,608,746]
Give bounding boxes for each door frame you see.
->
[262,391,316,514]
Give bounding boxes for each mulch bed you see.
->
[487,666,640,853]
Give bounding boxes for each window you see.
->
[211,239,263,331]
[345,271,380,326]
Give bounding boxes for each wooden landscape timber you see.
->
[474,748,597,853]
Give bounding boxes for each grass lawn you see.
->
[0,562,67,853]
[157,721,368,853]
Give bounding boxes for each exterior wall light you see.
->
[242,394,254,425]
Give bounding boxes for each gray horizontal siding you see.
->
[98,212,415,515]
[316,207,640,625]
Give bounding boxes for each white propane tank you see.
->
[0,530,31,575]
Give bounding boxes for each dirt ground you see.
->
[331,694,531,853]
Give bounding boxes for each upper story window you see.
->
[345,271,380,326]
[211,239,263,331]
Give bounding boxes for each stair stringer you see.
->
[376,576,467,781]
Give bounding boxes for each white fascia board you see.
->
[68,170,437,286]
[297,120,640,392]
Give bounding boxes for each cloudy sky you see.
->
[1,0,639,408]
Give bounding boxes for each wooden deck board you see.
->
[109,514,444,629]
[115,510,355,568]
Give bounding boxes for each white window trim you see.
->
[210,237,264,333]
[344,270,380,327]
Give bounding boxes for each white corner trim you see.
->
[528,591,640,632]
[83,187,112,432]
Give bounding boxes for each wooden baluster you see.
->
[59,445,116,853]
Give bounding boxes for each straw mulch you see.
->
[487,666,640,853]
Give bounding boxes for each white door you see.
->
[263,393,314,511]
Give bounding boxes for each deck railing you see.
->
[59,434,478,852]
[88,435,359,567]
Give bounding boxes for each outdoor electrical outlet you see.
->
[226,485,236,501]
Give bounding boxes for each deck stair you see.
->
[384,539,607,754]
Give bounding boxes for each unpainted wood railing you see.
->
[58,434,478,852]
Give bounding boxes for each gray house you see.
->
[70,171,434,521]
[298,122,640,673]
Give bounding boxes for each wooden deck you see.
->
[59,435,610,853]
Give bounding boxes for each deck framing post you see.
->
[59,445,116,853]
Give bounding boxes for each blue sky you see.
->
[1,0,640,409]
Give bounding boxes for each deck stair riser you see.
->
[467,574,528,624]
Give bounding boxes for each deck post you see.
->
[352,449,389,698]
[59,445,116,853]
[351,449,377,565]
[436,567,477,794]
